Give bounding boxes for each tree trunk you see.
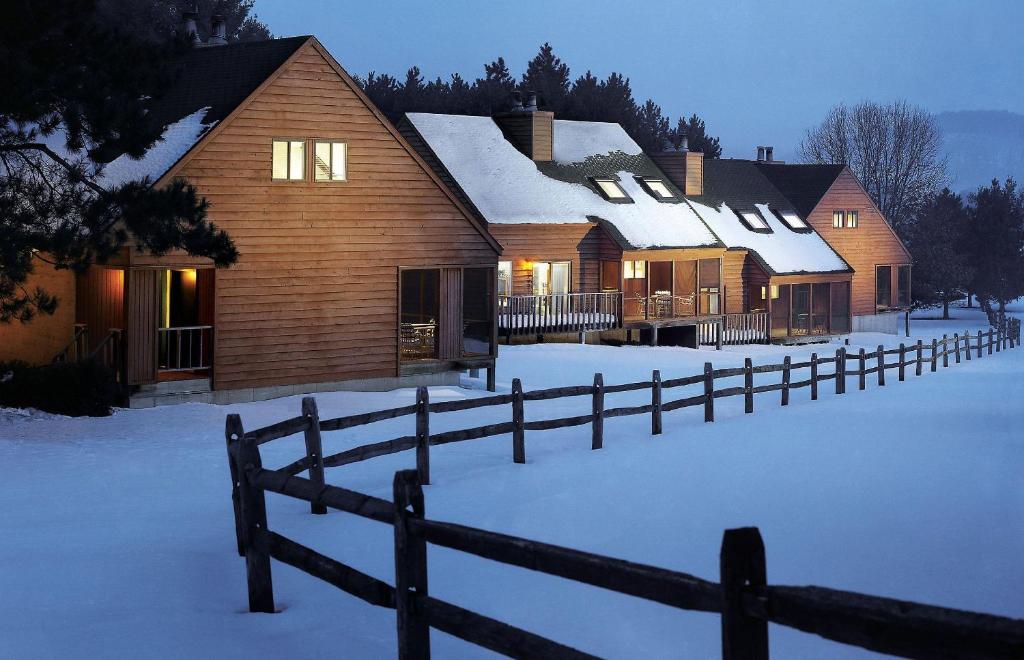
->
[942,299,950,320]
[966,292,973,308]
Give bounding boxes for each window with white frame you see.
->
[272,139,306,180]
[623,260,646,279]
[314,141,347,181]
[777,210,809,230]
[594,179,629,200]
[642,178,675,199]
[738,209,771,231]
[497,260,512,296]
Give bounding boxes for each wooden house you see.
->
[18,35,500,406]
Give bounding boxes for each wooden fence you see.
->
[225,319,1023,658]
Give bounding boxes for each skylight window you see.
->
[777,210,809,230]
[595,179,628,199]
[738,210,771,232]
[643,178,675,199]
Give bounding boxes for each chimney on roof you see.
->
[650,140,703,196]
[756,146,766,162]
[493,91,553,161]
[524,91,539,112]
[182,10,200,46]
[207,14,228,46]
[765,146,774,162]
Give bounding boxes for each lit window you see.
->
[778,210,809,230]
[272,139,305,180]
[846,210,859,228]
[832,210,844,228]
[314,141,347,181]
[759,285,781,300]
[643,178,674,199]
[594,179,629,200]
[497,261,512,297]
[739,210,770,231]
[623,260,646,279]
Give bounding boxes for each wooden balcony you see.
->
[499,292,622,338]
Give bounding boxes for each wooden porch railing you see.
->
[157,325,213,372]
[722,311,770,345]
[90,328,125,383]
[499,292,622,337]
[52,323,89,363]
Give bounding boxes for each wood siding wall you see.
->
[650,151,704,196]
[171,42,497,391]
[438,268,463,360]
[804,170,912,317]
[489,223,613,295]
[125,269,158,385]
[723,251,747,314]
[0,258,77,365]
[76,267,124,353]
[493,112,553,161]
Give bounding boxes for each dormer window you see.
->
[591,178,633,203]
[737,209,771,232]
[635,177,676,201]
[776,209,810,231]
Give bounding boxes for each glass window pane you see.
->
[741,211,769,230]
[699,259,720,287]
[847,210,859,228]
[897,265,911,307]
[400,269,439,361]
[314,142,331,181]
[532,262,551,295]
[289,140,305,180]
[550,262,570,295]
[272,140,288,179]
[780,210,808,229]
[833,210,844,228]
[771,285,790,337]
[791,284,811,336]
[812,283,830,335]
[623,260,634,279]
[596,180,627,199]
[645,179,674,198]
[332,142,347,180]
[634,260,646,278]
[497,261,512,297]
[876,266,892,308]
[463,268,493,357]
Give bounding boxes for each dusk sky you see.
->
[256,0,1023,160]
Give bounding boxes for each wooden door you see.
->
[125,269,158,385]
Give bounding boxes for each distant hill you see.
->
[936,110,1024,195]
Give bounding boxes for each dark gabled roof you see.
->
[756,163,846,218]
[696,159,801,214]
[145,36,310,137]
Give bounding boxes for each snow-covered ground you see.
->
[1,304,1021,659]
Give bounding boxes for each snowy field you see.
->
[1,304,1022,659]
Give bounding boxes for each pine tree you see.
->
[520,43,570,112]
[964,178,1024,318]
[632,100,670,153]
[96,0,270,43]
[472,58,516,115]
[672,114,722,159]
[904,189,972,318]
[0,0,237,323]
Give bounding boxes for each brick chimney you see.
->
[493,91,553,161]
[650,137,704,196]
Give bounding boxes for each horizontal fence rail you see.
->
[499,292,623,337]
[225,318,1022,658]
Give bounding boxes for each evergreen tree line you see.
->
[905,179,1024,319]
[355,43,722,157]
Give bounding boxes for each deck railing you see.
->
[52,323,89,363]
[499,292,622,337]
[722,311,770,345]
[157,325,213,372]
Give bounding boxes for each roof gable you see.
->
[756,163,846,218]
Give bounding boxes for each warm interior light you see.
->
[181,268,197,285]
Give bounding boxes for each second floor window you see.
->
[314,141,347,181]
[623,260,646,279]
[272,140,305,180]
[833,209,860,228]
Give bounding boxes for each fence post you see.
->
[978,330,983,358]
[916,340,924,376]
[703,362,715,423]
[415,387,430,485]
[512,378,525,464]
[225,414,246,557]
[592,373,604,449]
[651,370,663,435]
[810,353,818,401]
[301,397,327,515]
[744,357,754,413]
[720,527,769,660]
[954,333,961,364]
[781,356,791,406]
[393,470,429,660]
[858,348,866,390]
[988,328,994,355]
[905,310,910,337]
[942,334,949,367]
[231,432,275,613]
[835,347,845,394]
[931,338,938,372]
[898,344,906,382]
[964,331,971,361]
[716,320,724,351]
[876,345,885,387]
[996,326,1002,353]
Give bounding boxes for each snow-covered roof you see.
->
[687,199,850,275]
[404,113,722,250]
[99,108,216,187]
